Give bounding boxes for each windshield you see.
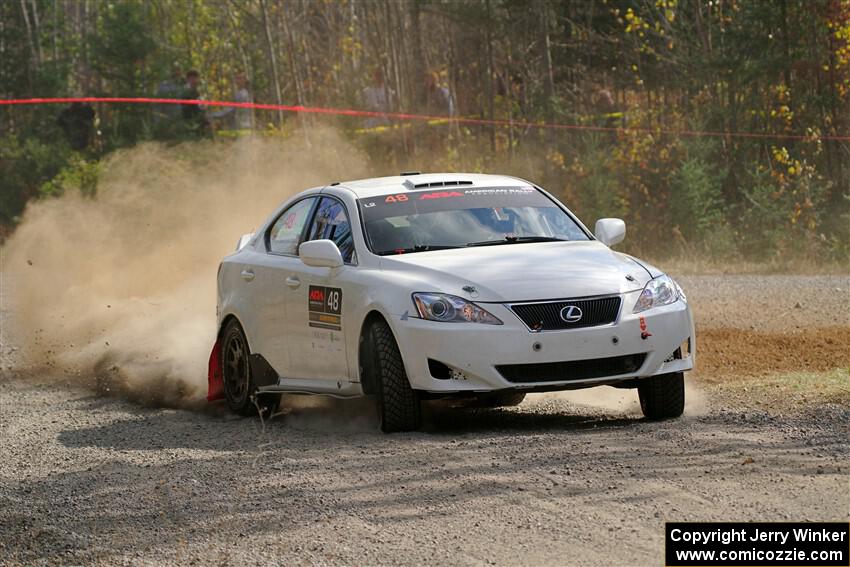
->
[359,186,589,255]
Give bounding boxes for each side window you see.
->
[305,197,355,263]
[268,198,315,255]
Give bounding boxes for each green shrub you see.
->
[0,135,72,226]
[668,154,736,256]
[39,157,102,198]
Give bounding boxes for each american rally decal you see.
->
[308,285,342,331]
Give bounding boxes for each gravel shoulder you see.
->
[675,274,850,331]
[1,275,849,566]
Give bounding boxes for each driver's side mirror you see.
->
[299,239,344,268]
[595,218,626,247]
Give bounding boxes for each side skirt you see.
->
[249,353,364,397]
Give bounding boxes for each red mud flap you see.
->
[207,337,224,402]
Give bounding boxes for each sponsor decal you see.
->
[378,191,467,203]
[308,285,342,330]
[419,191,463,200]
[358,185,550,223]
[463,187,535,195]
[309,328,343,353]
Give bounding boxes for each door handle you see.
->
[285,276,301,289]
[240,269,255,282]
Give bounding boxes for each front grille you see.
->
[510,296,621,331]
[497,353,646,384]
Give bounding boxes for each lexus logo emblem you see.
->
[559,305,583,323]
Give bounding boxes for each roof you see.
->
[333,173,531,199]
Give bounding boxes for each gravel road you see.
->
[1,275,848,566]
[675,274,850,331]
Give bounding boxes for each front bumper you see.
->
[391,291,695,393]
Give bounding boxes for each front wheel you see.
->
[638,372,685,420]
[370,320,421,433]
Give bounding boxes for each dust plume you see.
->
[526,388,640,414]
[275,395,379,431]
[1,131,370,406]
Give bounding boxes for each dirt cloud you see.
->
[2,131,370,406]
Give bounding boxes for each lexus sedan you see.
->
[207,173,695,432]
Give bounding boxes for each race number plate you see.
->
[308,285,342,331]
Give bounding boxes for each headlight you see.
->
[633,275,681,313]
[412,293,503,325]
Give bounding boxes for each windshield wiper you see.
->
[466,236,568,247]
[376,244,461,256]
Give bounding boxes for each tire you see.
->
[638,372,685,420]
[464,392,526,408]
[370,320,421,432]
[221,320,278,418]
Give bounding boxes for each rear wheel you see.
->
[222,320,278,417]
[638,372,685,420]
[370,320,421,432]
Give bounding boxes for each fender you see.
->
[355,302,414,395]
[208,322,278,401]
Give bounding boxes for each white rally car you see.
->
[207,173,695,432]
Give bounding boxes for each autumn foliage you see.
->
[1,0,848,261]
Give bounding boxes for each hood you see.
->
[379,241,652,302]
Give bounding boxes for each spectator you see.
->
[154,64,184,123]
[57,102,95,151]
[422,71,455,117]
[181,69,210,137]
[594,86,621,138]
[211,72,254,131]
[362,68,391,128]
[412,71,456,153]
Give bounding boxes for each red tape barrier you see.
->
[2,96,848,142]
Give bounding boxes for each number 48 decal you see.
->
[308,285,342,330]
[326,289,340,313]
[384,194,409,203]
[309,285,342,315]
